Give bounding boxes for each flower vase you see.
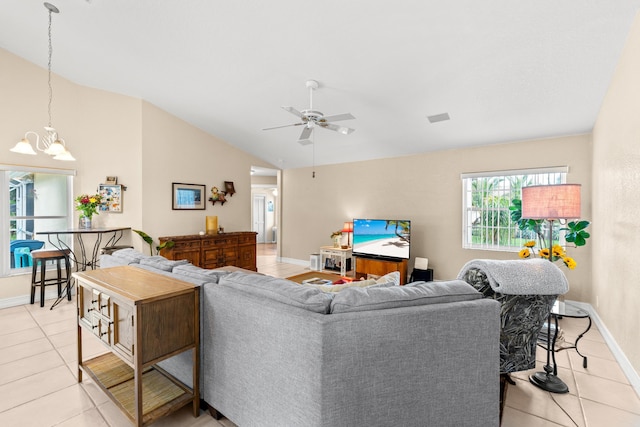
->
[79,215,92,229]
[333,236,341,248]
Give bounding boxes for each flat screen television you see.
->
[352,219,411,260]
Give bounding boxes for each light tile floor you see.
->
[0,246,638,426]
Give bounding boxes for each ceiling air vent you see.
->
[427,113,450,123]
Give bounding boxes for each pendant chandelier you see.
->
[10,2,75,161]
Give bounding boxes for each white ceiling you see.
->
[1,1,639,170]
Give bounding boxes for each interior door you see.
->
[252,195,266,243]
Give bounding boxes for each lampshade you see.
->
[10,138,37,155]
[52,148,75,161]
[342,221,353,233]
[44,139,66,155]
[521,184,581,219]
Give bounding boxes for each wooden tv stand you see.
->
[354,257,408,285]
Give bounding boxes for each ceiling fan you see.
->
[263,80,355,145]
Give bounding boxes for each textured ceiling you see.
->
[1,0,639,169]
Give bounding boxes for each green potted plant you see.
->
[133,230,175,255]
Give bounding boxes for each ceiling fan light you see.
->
[10,138,37,155]
[53,148,75,161]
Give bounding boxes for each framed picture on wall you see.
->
[172,183,206,210]
[99,184,123,212]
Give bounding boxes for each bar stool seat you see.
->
[30,249,71,308]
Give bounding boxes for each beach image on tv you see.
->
[352,219,411,259]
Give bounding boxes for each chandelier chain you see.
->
[47,6,54,127]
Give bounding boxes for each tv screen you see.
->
[352,219,411,260]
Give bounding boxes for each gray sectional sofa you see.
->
[100,249,501,427]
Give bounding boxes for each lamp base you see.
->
[529,372,569,393]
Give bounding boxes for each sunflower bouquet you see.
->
[519,241,577,270]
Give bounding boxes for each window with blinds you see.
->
[461,167,567,251]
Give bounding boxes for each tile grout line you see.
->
[32,301,116,427]
[565,348,589,427]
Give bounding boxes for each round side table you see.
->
[552,301,591,368]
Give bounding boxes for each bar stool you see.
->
[30,249,71,308]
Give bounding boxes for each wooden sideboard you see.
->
[159,231,257,271]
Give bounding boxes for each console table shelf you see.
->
[82,353,194,425]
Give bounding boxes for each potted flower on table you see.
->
[75,193,102,229]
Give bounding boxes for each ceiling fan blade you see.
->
[322,123,356,135]
[298,126,312,143]
[320,113,355,122]
[262,122,304,131]
[282,106,304,118]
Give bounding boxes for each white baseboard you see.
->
[567,300,640,397]
[277,257,309,267]
[0,288,74,309]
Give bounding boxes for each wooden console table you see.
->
[159,231,257,271]
[74,266,200,427]
[354,257,408,285]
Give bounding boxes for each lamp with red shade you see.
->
[521,183,581,394]
[342,221,353,248]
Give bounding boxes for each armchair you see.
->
[457,259,568,418]
[458,259,569,374]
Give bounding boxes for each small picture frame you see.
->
[105,176,118,185]
[224,181,236,197]
[172,183,206,210]
[99,184,123,213]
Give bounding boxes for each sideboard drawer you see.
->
[174,240,200,250]
[214,236,239,247]
[238,234,255,245]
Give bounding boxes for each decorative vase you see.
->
[79,215,92,229]
[333,236,341,248]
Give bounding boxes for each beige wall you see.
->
[0,48,273,301]
[281,133,593,301]
[592,12,640,373]
[138,101,271,241]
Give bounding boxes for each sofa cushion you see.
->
[139,256,189,272]
[172,263,230,284]
[219,272,333,314]
[111,248,147,264]
[376,271,400,286]
[134,264,210,286]
[330,279,482,313]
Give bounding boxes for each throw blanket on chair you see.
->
[457,258,568,296]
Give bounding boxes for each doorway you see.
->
[251,166,279,263]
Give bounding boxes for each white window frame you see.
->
[461,167,568,251]
[1,164,75,276]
